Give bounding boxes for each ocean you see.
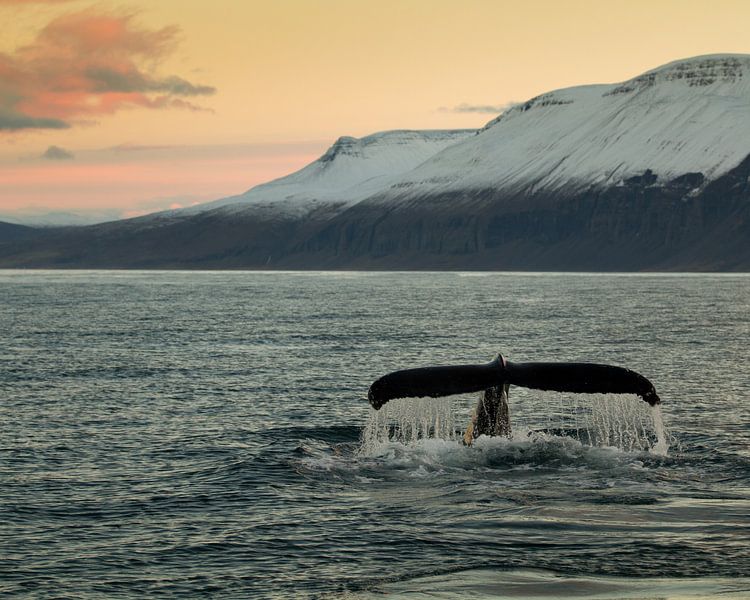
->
[2,270,749,599]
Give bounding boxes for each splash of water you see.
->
[361,393,669,456]
[650,404,670,456]
[360,397,460,454]
[582,395,666,453]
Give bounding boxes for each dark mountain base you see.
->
[1,156,748,271]
[0,222,38,243]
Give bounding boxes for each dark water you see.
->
[1,271,749,599]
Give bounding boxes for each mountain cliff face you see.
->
[294,153,750,270]
[0,54,748,270]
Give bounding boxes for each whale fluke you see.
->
[368,356,506,410]
[368,354,660,410]
[504,361,660,405]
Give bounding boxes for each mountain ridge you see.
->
[1,54,748,271]
[180,129,475,218]
[359,54,750,206]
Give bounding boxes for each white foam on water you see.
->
[360,392,669,458]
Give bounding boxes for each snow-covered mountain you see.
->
[1,54,748,270]
[183,129,474,217]
[365,54,750,204]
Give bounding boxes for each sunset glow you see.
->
[2,0,750,221]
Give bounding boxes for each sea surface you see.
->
[1,270,749,599]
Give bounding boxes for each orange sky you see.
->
[2,0,750,220]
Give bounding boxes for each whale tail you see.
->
[368,353,660,443]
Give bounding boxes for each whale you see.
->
[368,354,660,444]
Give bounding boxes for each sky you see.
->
[1,0,750,222]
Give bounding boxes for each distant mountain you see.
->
[0,221,36,242]
[1,54,748,270]
[0,210,122,227]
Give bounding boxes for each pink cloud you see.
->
[0,9,214,131]
[0,145,326,215]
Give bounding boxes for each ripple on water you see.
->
[346,569,750,600]
[2,271,750,598]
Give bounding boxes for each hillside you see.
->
[1,54,748,271]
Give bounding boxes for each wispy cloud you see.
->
[0,141,328,216]
[0,9,215,132]
[108,142,175,153]
[0,109,69,131]
[42,145,74,159]
[439,102,519,114]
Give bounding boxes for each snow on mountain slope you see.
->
[370,54,750,202]
[184,129,474,217]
